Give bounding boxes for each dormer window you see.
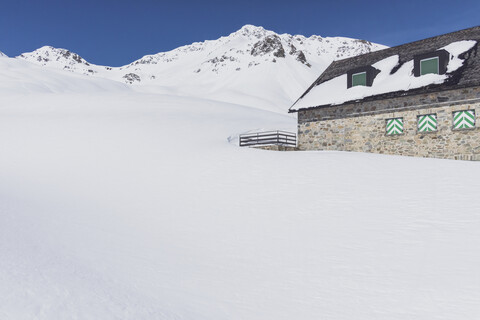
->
[352,72,367,87]
[347,66,378,88]
[420,57,439,75]
[414,49,449,77]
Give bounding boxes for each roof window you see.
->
[347,66,378,88]
[414,49,449,77]
[352,72,367,87]
[420,57,439,75]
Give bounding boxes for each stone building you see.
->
[289,26,480,160]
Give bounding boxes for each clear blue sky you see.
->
[1,0,479,66]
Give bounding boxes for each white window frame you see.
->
[351,71,367,87]
[419,57,439,75]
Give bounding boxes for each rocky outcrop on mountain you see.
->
[251,35,286,58]
[122,73,141,84]
[17,46,111,75]
[18,46,89,66]
[288,44,310,66]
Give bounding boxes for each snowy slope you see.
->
[1,48,480,320]
[16,25,386,113]
[0,54,129,95]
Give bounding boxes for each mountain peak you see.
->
[17,46,98,75]
[231,24,270,38]
[18,46,89,65]
[239,24,266,33]
[0,51,7,58]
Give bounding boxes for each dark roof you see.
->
[290,26,480,113]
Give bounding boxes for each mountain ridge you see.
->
[10,25,388,113]
[16,25,386,79]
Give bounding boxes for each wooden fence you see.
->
[239,131,297,147]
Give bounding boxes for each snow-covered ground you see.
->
[1,47,480,320]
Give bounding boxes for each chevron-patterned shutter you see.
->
[386,118,404,135]
[453,110,475,130]
[417,114,437,132]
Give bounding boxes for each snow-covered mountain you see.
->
[16,25,387,112]
[0,51,6,58]
[17,46,103,75]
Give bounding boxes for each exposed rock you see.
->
[287,43,310,67]
[295,51,310,67]
[289,44,297,55]
[251,35,285,58]
[122,73,141,84]
[206,55,237,65]
[273,47,285,58]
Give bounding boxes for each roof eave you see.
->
[289,81,480,113]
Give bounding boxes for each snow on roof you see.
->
[293,40,477,109]
[290,26,480,112]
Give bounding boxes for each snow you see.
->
[2,38,480,320]
[15,25,386,114]
[0,55,129,95]
[442,40,477,72]
[293,40,477,109]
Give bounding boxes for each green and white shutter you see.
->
[418,114,437,132]
[386,118,404,135]
[453,110,475,130]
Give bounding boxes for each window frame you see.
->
[351,71,367,87]
[346,66,378,88]
[417,113,438,134]
[419,57,440,76]
[385,117,404,136]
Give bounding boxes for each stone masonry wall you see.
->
[253,145,297,151]
[297,87,480,160]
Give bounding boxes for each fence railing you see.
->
[239,130,297,147]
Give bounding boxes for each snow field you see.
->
[1,37,480,319]
[1,88,480,319]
